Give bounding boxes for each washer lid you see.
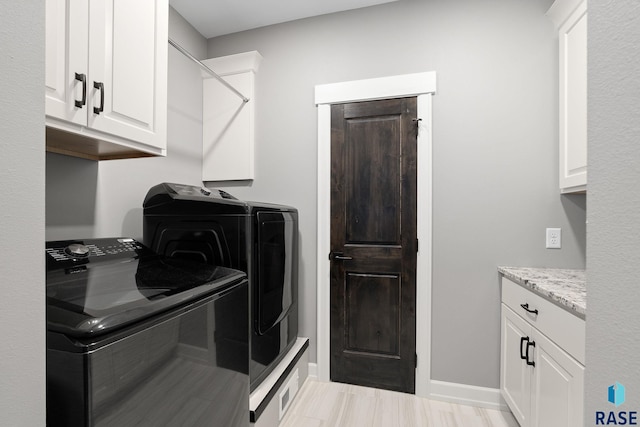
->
[46,238,246,338]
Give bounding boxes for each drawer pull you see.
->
[520,303,539,315]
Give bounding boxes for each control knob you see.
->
[65,243,90,258]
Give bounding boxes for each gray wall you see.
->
[9,1,637,422]
[46,8,208,241]
[586,0,640,418]
[206,0,587,388]
[0,0,46,425]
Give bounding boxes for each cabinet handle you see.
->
[525,340,536,367]
[74,73,86,108]
[520,337,528,360]
[520,303,539,315]
[93,81,104,114]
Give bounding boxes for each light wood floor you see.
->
[279,379,519,427]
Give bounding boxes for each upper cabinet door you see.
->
[559,3,587,193]
[548,0,587,193]
[88,0,167,151]
[45,0,89,126]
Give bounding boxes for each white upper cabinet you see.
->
[547,0,587,193]
[45,0,168,160]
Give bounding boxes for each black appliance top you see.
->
[46,237,246,338]
[143,182,298,215]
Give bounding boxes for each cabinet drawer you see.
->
[501,277,585,364]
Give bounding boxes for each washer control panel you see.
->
[46,238,145,266]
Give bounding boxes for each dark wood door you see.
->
[330,97,418,393]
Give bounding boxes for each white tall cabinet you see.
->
[45,0,168,160]
[500,278,585,427]
[547,0,587,193]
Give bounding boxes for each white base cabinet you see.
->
[500,278,585,427]
[45,0,168,160]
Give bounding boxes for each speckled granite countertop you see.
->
[498,267,586,318]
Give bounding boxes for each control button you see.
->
[65,243,90,258]
[200,188,211,196]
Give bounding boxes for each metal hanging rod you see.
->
[168,38,250,103]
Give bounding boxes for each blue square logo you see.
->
[609,382,626,407]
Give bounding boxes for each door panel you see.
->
[531,329,585,427]
[501,304,531,427]
[45,0,88,125]
[88,0,167,149]
[345,117,401,244]
[345,272,400,355]
[330,97,417,393]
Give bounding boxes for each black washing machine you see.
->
[46,237,249,427]
[142,183,299,392]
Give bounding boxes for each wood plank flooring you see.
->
[280,379,518,427]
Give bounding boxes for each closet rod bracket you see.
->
[168,38,250,103]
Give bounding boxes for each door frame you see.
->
[315,72,436,397]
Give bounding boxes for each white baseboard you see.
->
[307,362,318,380]
[429,380,508,411]
[306,364,508,413]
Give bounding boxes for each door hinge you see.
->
[415,353,418,368]
[416,238,419,253]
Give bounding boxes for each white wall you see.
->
[206,0,587,389]
[0,1,46,425]
[46,8,207,241]
[586,0,640,418]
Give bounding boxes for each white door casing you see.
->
[315,72,436,397]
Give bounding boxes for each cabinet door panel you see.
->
[530,330,584,427]
[88,0,167,150]
[501,305,531,427]
[45,0,88,125]
[558,2,587,192]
